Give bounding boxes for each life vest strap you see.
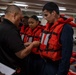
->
[43,57,60,64]
[39,48,61,52]
[43,30,51,34]
[52,32,58,35]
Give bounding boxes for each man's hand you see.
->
[32,41,40,47]
[15,41,40,59]
[24,42,32,47]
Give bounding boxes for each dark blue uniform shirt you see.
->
[57,24,73,75]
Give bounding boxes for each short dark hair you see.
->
[42,2,59,14]
[5,5,21,14]
[23,16,29,19]
[30,15,39,21]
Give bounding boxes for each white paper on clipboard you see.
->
[0,63,15,75]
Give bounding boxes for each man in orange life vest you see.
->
[39,2,74,75]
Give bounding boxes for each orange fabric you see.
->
[20,25,29,41]
[68,71,76,75]
[60,14,76,27]
[72,52,76,57]
[70,57,76,64]
[68,67,76,75]
[20,25,29,34]
[20,25,25,34]
[24,25,45,54]
[69,22,76,27]
[24,25,43,42]
[40,17,74,61]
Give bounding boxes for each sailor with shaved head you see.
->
[5,5,23,28]
[0,5,40,75]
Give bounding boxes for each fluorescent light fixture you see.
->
[37,16,43,18]
[0,13,5,16]
[14,3,28,7]
[1,0,12,2]
[59,7,66,11]
[13,1,25,4]
[0,7,7,10]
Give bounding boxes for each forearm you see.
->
[24,42,32,47]
[15,43,34,59]
[15,41,40,59]
[21,43,34,58]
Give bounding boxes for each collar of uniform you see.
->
[3,18,17,29]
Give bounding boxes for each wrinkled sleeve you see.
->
[5,29,25,53]
[57,24,73,75]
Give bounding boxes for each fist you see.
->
[32,41,40,47]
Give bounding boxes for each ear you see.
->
[13,12,17,19]
[10,13,15,20]
[51,11,56,16]
[36,21,39,25]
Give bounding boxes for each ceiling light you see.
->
[1,0,12,2]
[37,16,43,18]
[13,1,25,4]
[0,13,5,15]
[59,7,66,11]
[14,3,28,7]
[0,7,7,10]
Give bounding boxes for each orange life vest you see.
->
[68,64,76,75]
[20,25,29,41]
[40,17,74,61]
[68,71,76,75]
[60,14,76,27]
[24,25,45,54]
